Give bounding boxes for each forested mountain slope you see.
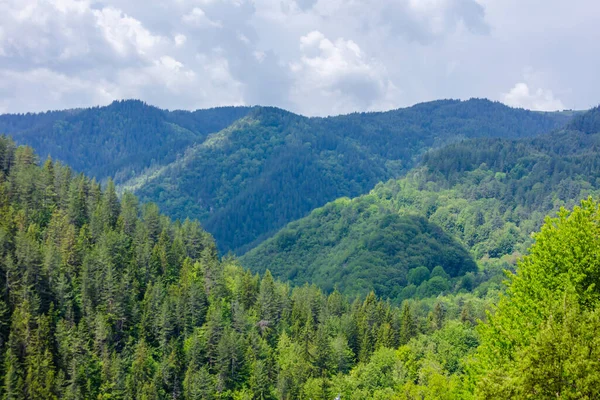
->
[566,103,600,133]
[1,135,599,398]
[238,195,476,299]
[242,106,600,298]
[1,100,252,184]
[128,99,573,253]
[0,135,491,399]
[0,109,76,133]
[0,99,574,253]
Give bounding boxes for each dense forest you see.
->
[0,136,486,399]
[0,101,252,184]
[243,106,600,300]
[0,136,599,399]
[241,196,477,300]
[1,99,574,254]
[131,99,572,254]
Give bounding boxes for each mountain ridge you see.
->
[130,98,575,253]
[241,106,600,297]
[0,98,578,253]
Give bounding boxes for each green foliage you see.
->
[0,137,490,399]
[242,196,476,299]
[566,104,600,134]
[408,267,431,286]
[473,198,600,399]
[1,103,599,398]
[2,100,251,185]
[242,107,600,301]
[42,99,564,254]
[2,100,575,254]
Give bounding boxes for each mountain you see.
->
[242,106,600,297]
[127,99,573,253]
[0,135,598,398]
[566,103,600,134]
[240,195,476,299]
[0,109,75,133]
[0,99,575,253]
[1,100,252,183]
[0,135,491,399]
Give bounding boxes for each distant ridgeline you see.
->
[0,99,574,253]
[242,106,600,300]
[0,100,253,184]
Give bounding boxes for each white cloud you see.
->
[0,0,95,64]
[0,27,5,56]
[290,30,397,115]
[182,7,222,28]
[0,0,247,113]
[93,7,164,57]
[174,34,187,47]
[253,50,266,62]
[503,82,565,111]
[118,56,191,91]
[0,68,116,112]
[308,0,488,44]
[406,0,489,36]
[0,0,598,115]
[295,31,372,85]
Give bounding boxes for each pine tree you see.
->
[101,179,120,229]
[276,332,310,400]
[249,359,273,400]
[399,302,417,345]
[312,325,331,377]
[205,303,227,371]
[257,271,279,339]
[40,157,56,218]
[119,192,138,237]
[216,328,246,391]
[460,302,475,326]
[330,335,354,374]
[126,340,156,399]
[3,303,30,400]
[183,365,215,400]
[25,314,59,399]
[67,177,88,229]
[430,301,445,331]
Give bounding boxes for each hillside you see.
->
[240,195,476,299]
[128,99,573,253]
[242,106,600,297]
[1,100,252,183]
[566,103,600,134]
[0,135,491,398]
[1,135,599,398]
[1,99,573,254]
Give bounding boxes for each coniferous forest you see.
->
[2,99,572,254]
[243,109,600,300]
[0,102,599,399]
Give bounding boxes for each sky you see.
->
[0,0,599,116]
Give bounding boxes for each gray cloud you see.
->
[289,30,397,115]
[0,0,598,115]
[367,0,489,44]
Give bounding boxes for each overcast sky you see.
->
[0,0,598,116]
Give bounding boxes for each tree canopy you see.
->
[0,136,490,399]
[0,104,598,398]
[243,111,600,301]
[242,195,476,300]
[1,98,573,253]
[473,198,600,399]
